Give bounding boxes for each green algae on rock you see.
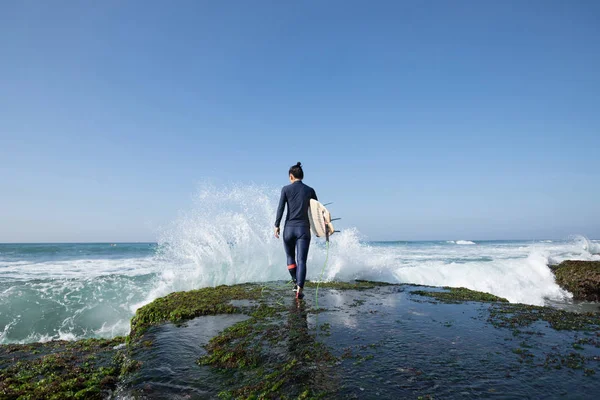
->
[0,337,130,400]
[127,281,359,397]
[412,287,509,303]
[130,284,263,338]
[488,303,600,331]
[198,300,337,399]
[187,282,360,398]
[489,302,600,373]
[551,260,600,302]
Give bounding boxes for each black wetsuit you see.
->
[274,181,318,288]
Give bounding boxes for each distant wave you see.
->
[571,235,600,255]
[445,240,476,245]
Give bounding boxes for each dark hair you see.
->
[289,162,304,179]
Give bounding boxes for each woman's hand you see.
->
[274,227,280,239]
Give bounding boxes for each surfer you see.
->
[274,162,318,300]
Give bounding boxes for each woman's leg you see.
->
[295,227,311,290]
[283,227,298,283]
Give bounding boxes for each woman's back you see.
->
[275,181,318,228]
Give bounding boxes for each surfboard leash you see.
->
[314,203,341,309]
[315,229,331,310]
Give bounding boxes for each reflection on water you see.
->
[115,285,600,399]
[117,314,250,399]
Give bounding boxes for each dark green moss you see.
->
[130,284,263,338]
[489,303,600,373]
[412,287,509,303]
[349,299,366,307]
[198,318,262,369]
[488,303,600,331]
[574,336,600,348]
[198,299,337,399]
[544,352,587,370]
[512,347,535,364]
[551,261,600,302]
[0,337,128,400]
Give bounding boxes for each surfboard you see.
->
[308,199,334,239]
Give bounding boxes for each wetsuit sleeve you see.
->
[275,187,286,228]
[311,188,318,201]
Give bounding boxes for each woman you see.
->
[274,162,318,299]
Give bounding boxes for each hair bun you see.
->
[296,162,302,167]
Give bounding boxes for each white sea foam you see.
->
[390,250,570,304]
[0,321,16,343]
[573,235,600,255]
[446,240,476,245]
[0,257,158,281]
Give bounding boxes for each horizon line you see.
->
[1,238,594,245]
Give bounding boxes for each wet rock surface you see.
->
[551,261,600,302]
[2,281,599,399]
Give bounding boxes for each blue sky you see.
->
[1,0,599,242]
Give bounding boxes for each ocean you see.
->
[1,185,599,345]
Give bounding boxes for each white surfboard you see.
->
[308,199,334,238]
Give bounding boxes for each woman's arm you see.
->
[274,187,287,229]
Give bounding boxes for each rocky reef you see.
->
[2,280,599,399]
[551,260,600,302]
[0,337,136,399]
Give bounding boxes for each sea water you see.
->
[1,184,599,344]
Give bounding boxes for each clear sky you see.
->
[1,0,599,242]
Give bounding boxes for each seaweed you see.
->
[0,337,131,400]
[130,284,263,338]
[412,287,509,303]
[551,261,600,301]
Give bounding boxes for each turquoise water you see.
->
[0,242,156,260]
[0,243,159,343]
